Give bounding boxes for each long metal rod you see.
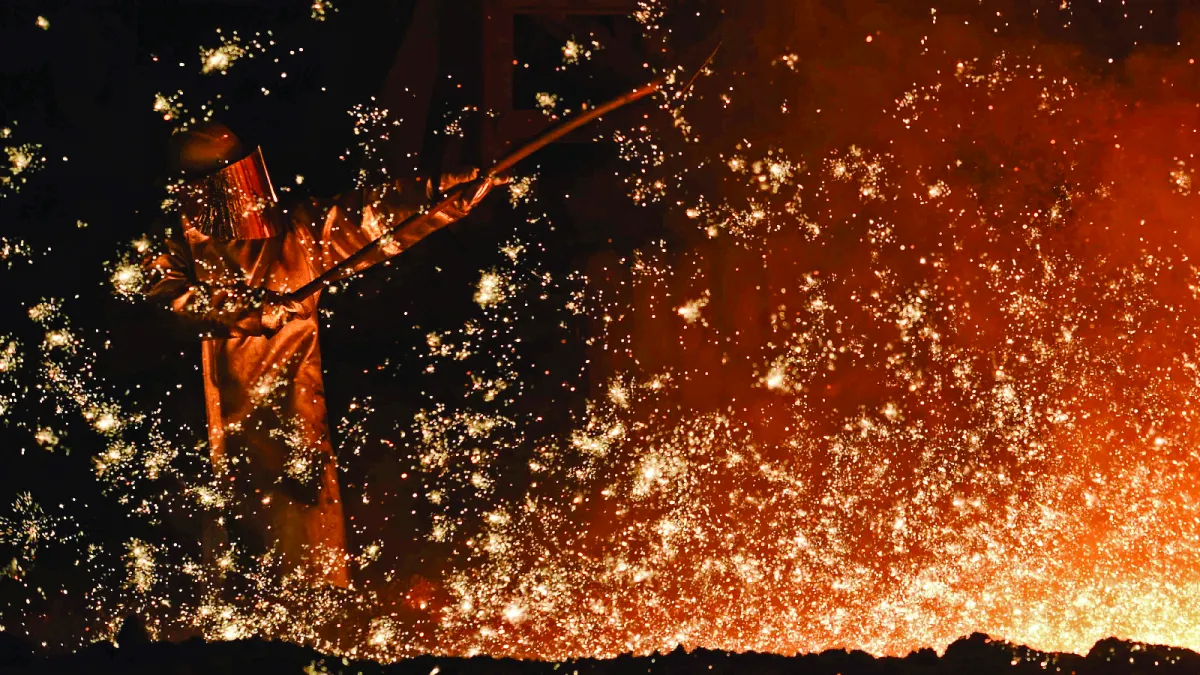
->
[286,80,663,302]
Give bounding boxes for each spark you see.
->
[473,270,510,308]
[311,0,335,21]
[676,293,710,323]
[535,92,559,116]
[200,41,245,75]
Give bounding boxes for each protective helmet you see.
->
[172,123,281,240]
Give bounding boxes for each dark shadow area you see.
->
[5,629,1200,675]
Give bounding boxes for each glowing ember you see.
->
[200,42,244,75]
[535,92,558,116]
[473,270,510,308]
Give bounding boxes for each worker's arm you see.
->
[142,230,298,337]
[297,170,498,280]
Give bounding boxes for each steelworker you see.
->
[145,123,499,587]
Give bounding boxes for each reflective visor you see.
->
[178,147,281,240]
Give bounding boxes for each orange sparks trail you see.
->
[5,0,1200,664]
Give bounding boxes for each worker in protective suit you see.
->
[145,123,499,588]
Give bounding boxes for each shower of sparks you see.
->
[153,92,184,122]
[5,0,1200,666]
[347,102,400,188]
[311,0,336,22]
[633,1,666,28]
[773,53,800,71]
[535,92,559,116]
[0,237,34,268]
[562,39,583,65]
[1,124,44,197]
[106,237,153,300]
[199,30,273,76]
[561,37,601,66]
[1170,161,1193,196]
[200,41,245,75]
[5,147,40,178]
[507,175,536,207]
[473,270,511,309]
[675,292,709,324]
[0,493,76,579]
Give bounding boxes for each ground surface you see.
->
[3,631,1198,674]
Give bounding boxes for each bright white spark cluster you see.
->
[311,1,336,22]
[198,29,273,75]
[0,124,45,198]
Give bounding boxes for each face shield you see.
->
[177,147,282,240]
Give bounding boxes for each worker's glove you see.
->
[439,168,509,215]
[261,290,311,333]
